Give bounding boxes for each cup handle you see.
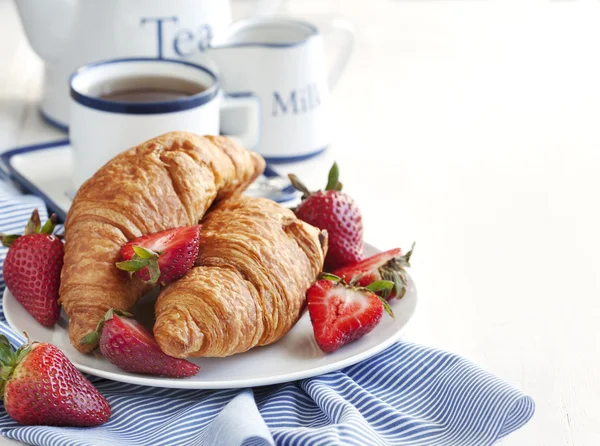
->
[322,17,356,90]
[220,93,261,149]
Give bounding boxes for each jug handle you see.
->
[322,17,356,90]
[220,93,261,149]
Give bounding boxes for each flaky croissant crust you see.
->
[154,195,327,358]
[59,132,265,352]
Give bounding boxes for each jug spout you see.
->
[205,45,238,74]
[15,0,76,61]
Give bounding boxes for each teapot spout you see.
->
[15,0,76,61]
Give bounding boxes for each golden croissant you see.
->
[154,195,327,358]
[59,132,265,353]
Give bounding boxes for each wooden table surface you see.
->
[2,0,600,444]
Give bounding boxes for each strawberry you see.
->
[307,273,395,353]
[0,335,110,426]
[1,210,63,327]
[81,309,200,378]
[289,163,363,271]
[333,244,415,301]
[116,225,201,284]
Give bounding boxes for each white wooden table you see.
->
[2,0,600,444]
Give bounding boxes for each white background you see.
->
[1,0,600,444]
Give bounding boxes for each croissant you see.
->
[154,195,327,358]
[59,132,265,353]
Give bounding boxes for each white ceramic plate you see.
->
[2,244,417,389]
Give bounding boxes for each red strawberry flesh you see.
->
[4,343,111,426]
[99,314,200,378]
[3,234,63,326]
[333,248,402,288]
[307,279,383,353]
[119,225,201,284]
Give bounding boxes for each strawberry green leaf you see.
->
[319,272,342,283]
[113,309,133,318]
[403,242,415,266]
[24,209,41,235]
[13,345,31,366]
[0,367,11,381]
[288,174,312,199]
[1,234,20,248]
[80,332,99,345]
[116,259,148,272]
[0,350,11,368]
[325,162,340,191]
[147,259,161,284]
[365,280,394,293]
[334,181,343,191]
[0,336,14,366]
[377,295,395,319]
[80,308,133,345]
[133,245,158,259]
[0,367,11,393]
[40,214,57,235]
[0,335,11,350]
[104,308,115,321]
[392,242,415,269]
[379,242,415,300]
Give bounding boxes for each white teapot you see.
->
[15,0,280,130]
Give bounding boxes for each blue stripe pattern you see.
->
[0,183,534,446]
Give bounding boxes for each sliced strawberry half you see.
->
[80,309,200,378]
[116,225,201,285]
[307,274,394,353]
[332,243,415,300]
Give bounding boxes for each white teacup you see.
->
[15,0,283,129]
[205,17,355,162]
[69,58,259,188]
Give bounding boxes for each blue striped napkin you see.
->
[0,182,534,446]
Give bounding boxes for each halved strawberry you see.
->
[307,274,394,353]
[81,309,200,378]
[116,225,201,284]
[333,244,415,300]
